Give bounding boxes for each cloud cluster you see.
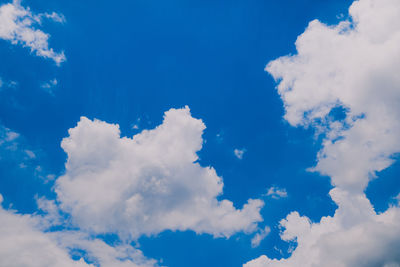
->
[0,0,66,65]
[56,107,264,239]
[246,0,400,266]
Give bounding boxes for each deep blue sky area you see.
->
[3,0,394,266]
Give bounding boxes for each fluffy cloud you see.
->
[0,195,90,267]
[56,107,264,239]
[246,0,400,266]
[266,0,400,193]
[0,0,66,65]
[54,232,157,267]
[246,190,400,267]
[0,194,157,267]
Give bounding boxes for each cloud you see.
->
[251,226,270,248]
[53,231,157,267]
[246,0,400,266]
[41,78,58,95]
[56,106,264,239]
[0,195,90,267]
[245,190,400,267]
[0,124,21,156]
[0,194,157,267]
[265,187,287,200]
[0,124,51,179]
[0,0,66,65]
[234,148,246,160]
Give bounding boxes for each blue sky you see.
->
[1,0,400,266]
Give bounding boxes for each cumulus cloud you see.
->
[0,0,66,65]
[56,107,264,239]
[246,0,400,266]
[0,194,157,267]
[0,195,90,267]
[265,187,287,200]
[246,189,400,267]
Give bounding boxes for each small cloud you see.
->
[42,12,66,23]
[25,150,36,159]
[0,78,18,90]
[393,193,400,205]
[234,148,246,160]
[19,163,27,169]
[131,117,142,130]
[216,131,224,143]
[251,226,270,248]
[5,131,19,142]
[265,186,288,199]
[7,81,18,88]
[46,174,56,181]
[41,79,58,95]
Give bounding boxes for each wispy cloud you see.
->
[251,226,270,248]
[265,187,288,200]
[0,0,66,65]
[40,78,58,95]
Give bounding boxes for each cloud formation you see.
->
[56,107,264,239]
[246,0,400,266]
[0,0,66,65]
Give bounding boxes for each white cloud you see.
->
[246,0,400,266]
[395,193,400,204]
[53,231,157,267]
[41,78,58,95]
[0,0,66,65]
[265,187,287,200]
[24,149,36,159]
[40,12,66,24]
[0,195,91,267]
[0,124,20,154]
[0,125,55,181]
[56,106,264,239]
[251,226,270,248]
[0,194,158,267]
[234,148,246,160]
[245,190,400,267]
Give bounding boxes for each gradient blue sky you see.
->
[1,0,399,266]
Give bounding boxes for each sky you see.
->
[0,0,400,266]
